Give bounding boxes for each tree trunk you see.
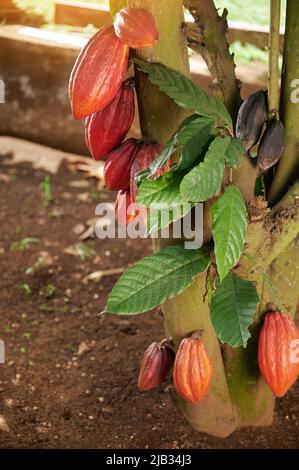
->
[269,0,299,204]
[130,0,237,438]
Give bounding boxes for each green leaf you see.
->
[225,137,244,169]
[105,246,210,315]
[137,176,183,208]
[135,60,233,130]
[136,176,193,234]
[175,117,218,172]
[180,136,230,202]
[254,174,265,197]
[211,273,259,347]
[212,186,247,282]
[137,115,216,181]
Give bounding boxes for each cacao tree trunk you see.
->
[129,0,299,437]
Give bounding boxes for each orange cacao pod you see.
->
[258,311,299,397]
[104,138,139,191]
[130,143,169,202]
[69,25,129,119]
[138,340,173,391]
[85,80,135,160]
[113,7,158,49]
[173,336,212,404]
[115,189,148,226]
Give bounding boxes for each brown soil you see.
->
[0,149,298,449]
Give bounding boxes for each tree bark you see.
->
[184,0,241,119]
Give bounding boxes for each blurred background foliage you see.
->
[8,0,286,65]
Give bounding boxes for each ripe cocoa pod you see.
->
[115,189,147,226]
[236,90,267,152]
[173,335,213,404]
[85,80,135,161]
[130,143,169,202]
[104,139,139,191]
[257,120,285,171]
[138,340,173,391]
[258,311,299,397]
[113,7,158,49]
[69,25,129,119]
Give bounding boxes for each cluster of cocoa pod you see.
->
[138,311,299,402]
[138,332,213,404]
[236,89,285,171]
[69,7,164,225]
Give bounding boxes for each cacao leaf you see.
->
[175,117,218,172]
[180,136,230,202]
[135,60,233,131]
[137,115,216,181]
[225,137,244,169]
[211,273,259,347]
[105,246,210,315]
[136,176,193,234]
[211,186,247,282]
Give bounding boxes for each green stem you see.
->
[268,0,299,204]
[268,0,281,119]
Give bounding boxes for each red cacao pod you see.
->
[85,80,135,160]
[115,189,148,226]
[113,7,158,49]
[258,311,299,397]
[173,336,212,404]
[130,143,169,202]
[69,25,129,119]
[138,340,173,391]
[104,138,139,191]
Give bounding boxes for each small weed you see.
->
[25,265,35,275]
[38,303,53,312]
[76,242,96,261]
[20,283,32,296]
[23,332,32,340]
[11,237,39,251]
[10,171,17,182]
[45,283,56,298]
[39,175,54,206]
[4,324,13,333]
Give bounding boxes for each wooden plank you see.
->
[227,20,284,54]
[54,1,112,28]
[55,2,284,52]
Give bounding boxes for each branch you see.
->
[184,0,241,120]
[262,179,299,268]
[268,0,299,205]
[268,0,281,119]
